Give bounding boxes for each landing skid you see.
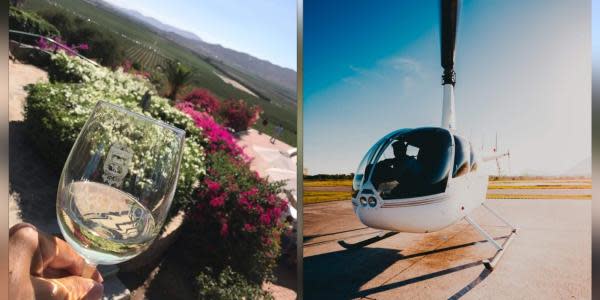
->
[338,231,399,250]
[465,203,518,271]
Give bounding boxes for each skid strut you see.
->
[338,231,398,250]
[465,204,518,270]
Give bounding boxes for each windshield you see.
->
[453,135,470,177]
[352,137,386,196]
[368,127,453,199]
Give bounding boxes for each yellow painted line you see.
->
[487,194,590,200]
[490,179,590,183]
[488,185,591,190]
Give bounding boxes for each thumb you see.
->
[32,275,104,300]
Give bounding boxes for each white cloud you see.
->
[340,56,425,91]
[385,56,423,78]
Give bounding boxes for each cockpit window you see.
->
[366,127,453,199]
[453,135,470,177]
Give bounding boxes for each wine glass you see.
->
[56,101,185,276]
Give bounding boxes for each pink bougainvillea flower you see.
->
[176,102,249,161]
[243,223,255,232]
[36,37,49,50]
[181,88,220,114]
[220,222,229,237]
[246,187,259,197]
[262,236,272,246]
[238,196,250,208]
[279,200,289,213]
[205,179,221,193]
[272,207,283,220]
[209,195,226,207]
[259,213,271,225]
[121,60,132,72]
[218,99,260,132]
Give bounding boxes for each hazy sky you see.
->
[304,0,590,175]
[104,0,297,70]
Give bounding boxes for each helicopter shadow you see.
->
[304,235,507,299]
[303,226,370,243]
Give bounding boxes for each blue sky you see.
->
[104,0,297,70]
[304,0,590,175]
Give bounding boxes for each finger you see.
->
[9,222,38,237]
[9,223,103,283]
[32,276,103,300]
[42,267,71,279]
[36,231,103,283]
[9,224,41,281]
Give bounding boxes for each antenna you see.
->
[440,0,459,131]
[493,132,511,176]
[481,134,485,151]
[495,132,498,152]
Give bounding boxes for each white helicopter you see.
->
[342,0,517,270]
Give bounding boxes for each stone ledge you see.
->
[102,275,131,300]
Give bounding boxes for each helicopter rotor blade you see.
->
[440,0,460,85]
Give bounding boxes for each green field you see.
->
[303,178,592,204]
[303,191,353,204]
[23,0,297,146]
[304,179,353,187]
[124,46,167,69]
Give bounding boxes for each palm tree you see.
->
[164,60,193,102]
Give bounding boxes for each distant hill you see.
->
[562,157,591,177]
[85,0,297,96]
[163,32,297,94]
[113,7,201,41]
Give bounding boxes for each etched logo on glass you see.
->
[102,143,133,187]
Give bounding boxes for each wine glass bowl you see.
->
[56,101,185,266]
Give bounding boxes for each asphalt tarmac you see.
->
[303,185,591,299]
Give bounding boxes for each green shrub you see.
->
[69,24,125,68]
[37,9,75,37]
[196,266,272,300]
[38,8,126,68]
[24,52,206,214]
[9,6,60,43]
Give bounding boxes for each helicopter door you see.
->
[368,127,454,199]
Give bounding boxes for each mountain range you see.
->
[561,157,591,177]
[85,0,296,95]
